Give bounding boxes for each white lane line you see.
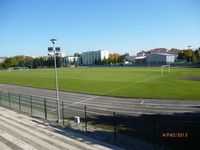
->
[64,75,161,108]
[1,86,199,108]
[73,101,200,109]
[1,84,199,114]
[64,106,194,116]
[0,128,38,150]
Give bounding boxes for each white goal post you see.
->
[161,65,170,75]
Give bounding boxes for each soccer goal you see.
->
[161,65,170,75]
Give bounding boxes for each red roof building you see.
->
[136,51,150,57]
[150,48,168,54]
[167,49,180,55]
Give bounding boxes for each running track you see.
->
[0,84,200,116]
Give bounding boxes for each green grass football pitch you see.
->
[0,67,200,100]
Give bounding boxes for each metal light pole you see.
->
[188,45,192,63]
[48,39,60,122]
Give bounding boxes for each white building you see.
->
[125,56,136,62]
[147,53,176,64]
[64,56,81,65]
[0,57,7,63]
[135,56,147,63]
[55,51,65,57]
[82,50,109,65]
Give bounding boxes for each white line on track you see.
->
[1,83,200,116]
[64,75,161,108]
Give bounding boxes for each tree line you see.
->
[0,53,130,68]
[0,48,200,69]
[177,48,200,63]
[0,56,62,69]
[95,53,129,65]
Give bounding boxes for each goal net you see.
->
[161,65,170,75]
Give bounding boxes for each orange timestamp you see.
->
[162,132,188,138]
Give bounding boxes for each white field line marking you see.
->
[23,75,161,111]
[64,75,161,108]
[0,128,38,150]
[0,75,165,113]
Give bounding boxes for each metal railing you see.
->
[0,91,58,120]
[0,90,200,150]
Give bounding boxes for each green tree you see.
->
[194,48,200,62]
[108,54,120,64]
[119,53,129,63]
[56,56,62,67]
[33,58,39,68]
[177,51,186,60]
[177,50,193,62]
[192,54,197,63]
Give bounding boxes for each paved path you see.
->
[0,84,200,116]
[0,107,122,150]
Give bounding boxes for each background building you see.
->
[147,53,176,64]
[63,56,81,66]
[136,51,150,57]
[135,51,150,63]
[150,48,168,54]
[125,56,136,63]
[0,57,7,63]
[82,50,109,65]
[55,51,65,57]
[135,48,180,64]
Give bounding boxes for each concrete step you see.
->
[0,107,123,150]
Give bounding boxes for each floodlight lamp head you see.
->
[48,47,53,52]
[55,47,61,52]
[50,39,57,44]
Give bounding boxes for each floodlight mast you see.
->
[188,45,192,63]
[49,39,60,122]
[50,39,57,44]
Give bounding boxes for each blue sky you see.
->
[1,0,200,57]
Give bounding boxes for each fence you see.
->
[0,90,200,150]
[0,91,58,120]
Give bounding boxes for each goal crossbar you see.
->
[161,65,170,75]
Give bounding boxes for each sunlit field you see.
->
[0,67,200,100]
